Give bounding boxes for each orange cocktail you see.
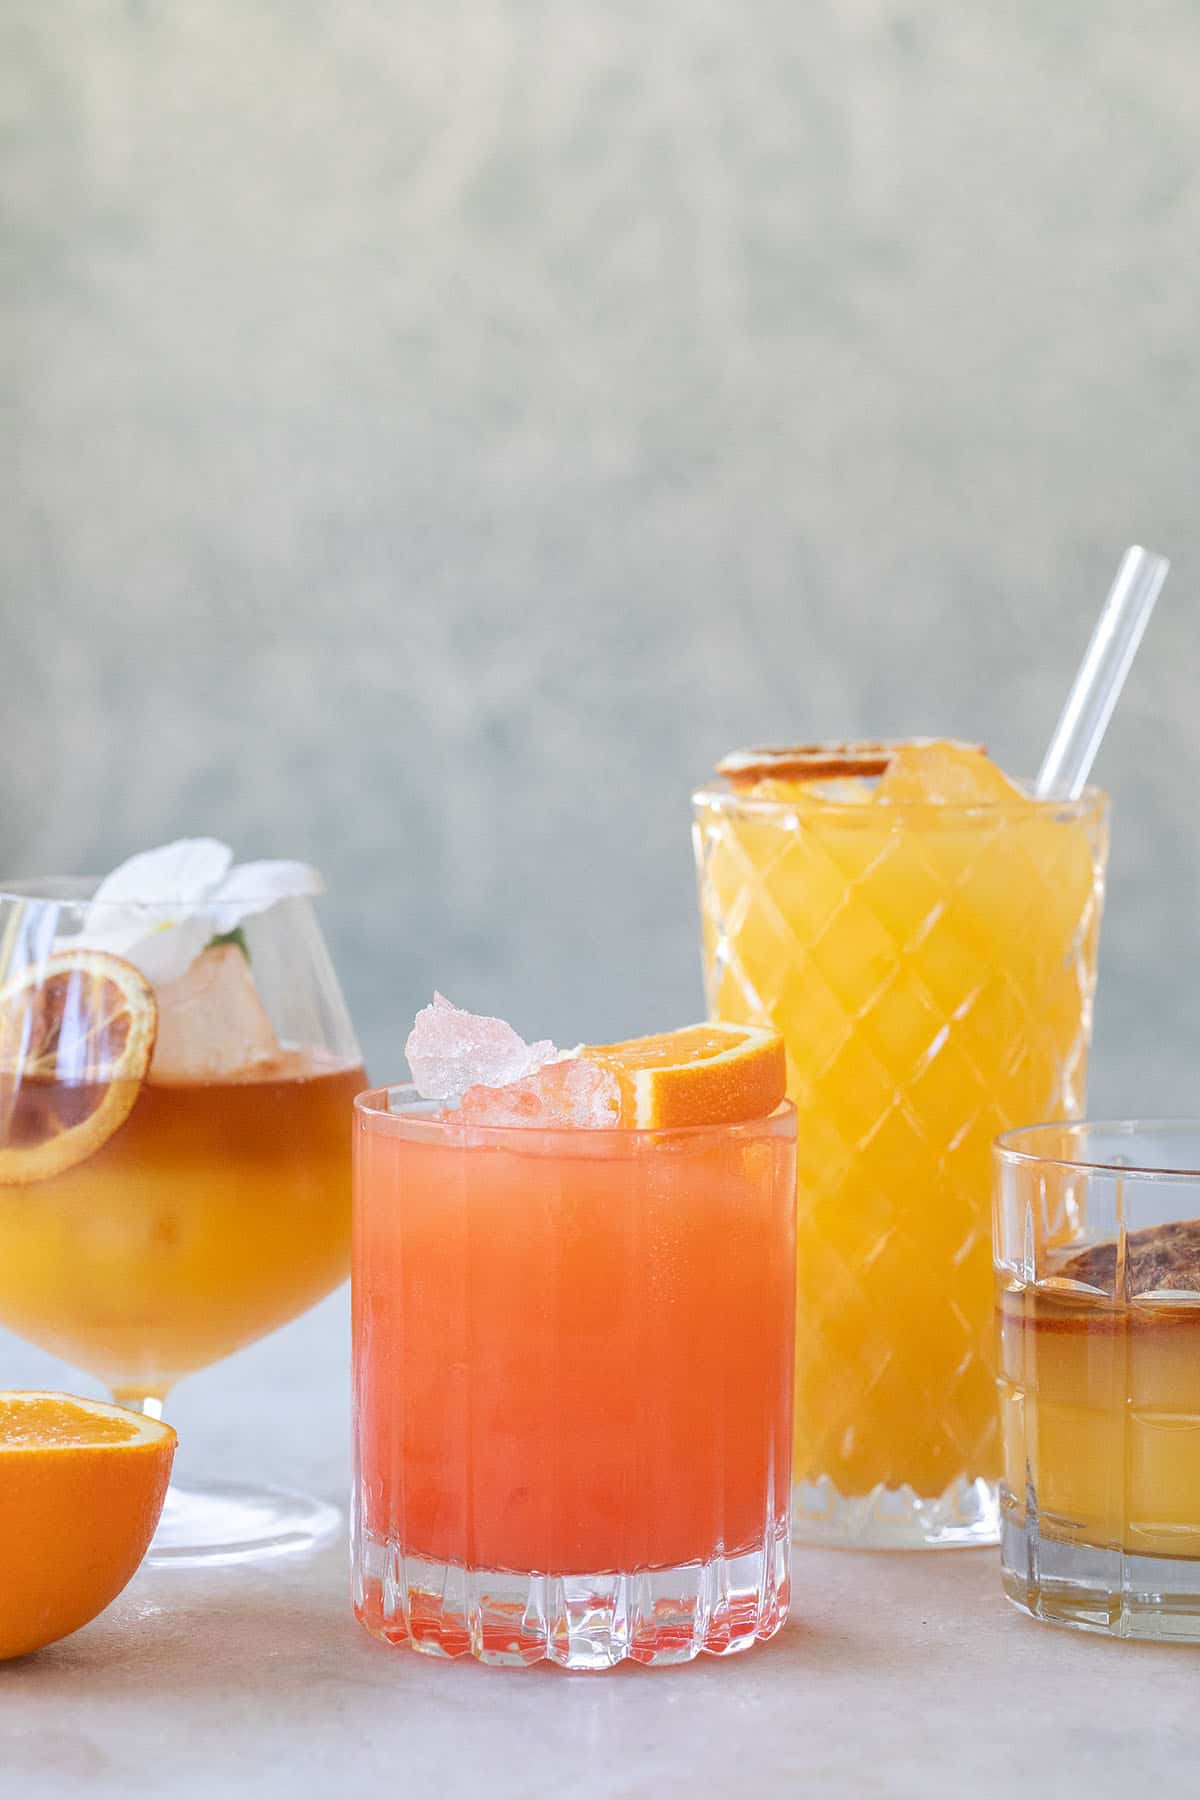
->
[0,854,364,1563]
[694,741,1109,1548]
[995,1120,1200,1640]
[352,1006,796,1669]
[0,1054,362,1403]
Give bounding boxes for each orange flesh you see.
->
[0,1058,363,1399]
[0,1396,141,1446]
[0,1393,176,1660]
[587,1025,745,1068]
[583,1024,787,1129]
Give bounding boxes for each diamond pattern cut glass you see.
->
[693,779,1109,1548]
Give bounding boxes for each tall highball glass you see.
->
[694,750,1109,1547]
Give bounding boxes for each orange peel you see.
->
[0,1391,175,1660]
[583,1021,787,1129]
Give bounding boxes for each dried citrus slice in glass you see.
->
[0,950,158,1185]
[717,739,986,789]
[0,1391,175,1659]
[583,1021,786,1129]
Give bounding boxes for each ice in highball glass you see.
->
[694,740,1109,1548]
[352,1000,797,1669]
[0,844,363,1563]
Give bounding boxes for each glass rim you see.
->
[0,875,326,909]
[692,781,1109,822]
[354,1082,797,1149]
[995,1119,1200,1182]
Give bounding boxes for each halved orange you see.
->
[583,1021,787,1129]
[0,950,158,1185]
[0,1392,176,1660]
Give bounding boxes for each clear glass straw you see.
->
[1035,545,1170,800]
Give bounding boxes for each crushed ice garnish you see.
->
[405,994,557,1103]
[64,840,323,985]
[459,1058,620,1128]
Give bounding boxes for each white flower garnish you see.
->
[66,840,323,986]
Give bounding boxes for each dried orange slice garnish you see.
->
[0,1391,175,1659]
[717,740,986,788]
[583,1021,787,1129]
[0,950,158,1185]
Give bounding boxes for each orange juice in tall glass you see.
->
[693,740,1109,1548]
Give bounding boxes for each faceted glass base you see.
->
[793,1474,1000,1549]
[146,1478,342,1568]
[353,1523,790,1668]
[1002,1516,1200,1641]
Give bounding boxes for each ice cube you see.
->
[874,741,1027,806]
[458,1057,620,1128]
[405,993,556,1101]
[149,944,280,1082]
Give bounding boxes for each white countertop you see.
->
[4,1293,1200,1799]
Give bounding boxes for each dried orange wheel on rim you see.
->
[0,950,158,1185]
[717,740,986,787]
[584,1021,787,1129]
[0,1391,176,1660]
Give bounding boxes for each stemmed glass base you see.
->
[115,1393,341,1568]
[146,1477,341,1568]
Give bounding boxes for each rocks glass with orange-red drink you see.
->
[352,999,796,1669]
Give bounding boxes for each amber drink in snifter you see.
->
[0,846,363,1563]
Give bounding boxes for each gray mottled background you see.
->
[3,0,1199,1111]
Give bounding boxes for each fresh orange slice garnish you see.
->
[0,950,158,1185]
[583,1021,787,1129]
[0,1391,175,1660]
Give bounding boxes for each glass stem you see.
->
[111,1388,168,1421]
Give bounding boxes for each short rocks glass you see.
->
[351,1087,796,1669]
[996,1121,1200,1640]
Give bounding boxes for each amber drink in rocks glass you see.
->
[997,1121,1200,1640]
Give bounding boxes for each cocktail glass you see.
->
[352,1087,796,1668]
[996,1120,1200,1640]
[693,746,1109,1547]
[0,877,364,1564]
